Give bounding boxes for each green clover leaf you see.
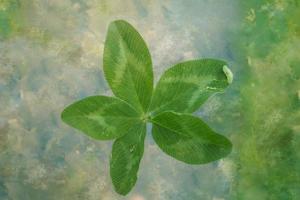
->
[61,19,233,195]
[149,59,230,116]
[151,111,232,164]
[103,20,153,114]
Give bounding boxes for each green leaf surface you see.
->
[110,122,146,195]
[61,96,139,140]
[103,20,153,113]
[151,111,232,164]
[149,59,230,116]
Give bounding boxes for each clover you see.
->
[61,20,233,195]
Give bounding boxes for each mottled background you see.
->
[1,0,300,199]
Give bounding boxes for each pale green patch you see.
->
[223,65,233,84]
[111,40,128,87]
[162,74,214,85]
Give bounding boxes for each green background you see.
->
[0,0,299,199]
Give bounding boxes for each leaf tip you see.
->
[110,19,131,28]
[60,104,75,125]
[111,177,135,196]
[116,189,130,196]
[60,107,68,122]
[225,139,233,155]
[223,65,233,84]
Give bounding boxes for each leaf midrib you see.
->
[151,114,228,147]
[65,115,140,121]
[148,71,214,115]
[150,116,192,139]
[114,24,149,114]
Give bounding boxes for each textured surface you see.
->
[149,59,229,116]
[61,95,139,140]
[1,0,300,199]
[110,123,146,195]
[152,112,232,164]
[104,20,153,113]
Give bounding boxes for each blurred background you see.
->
[0,0,300,199]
